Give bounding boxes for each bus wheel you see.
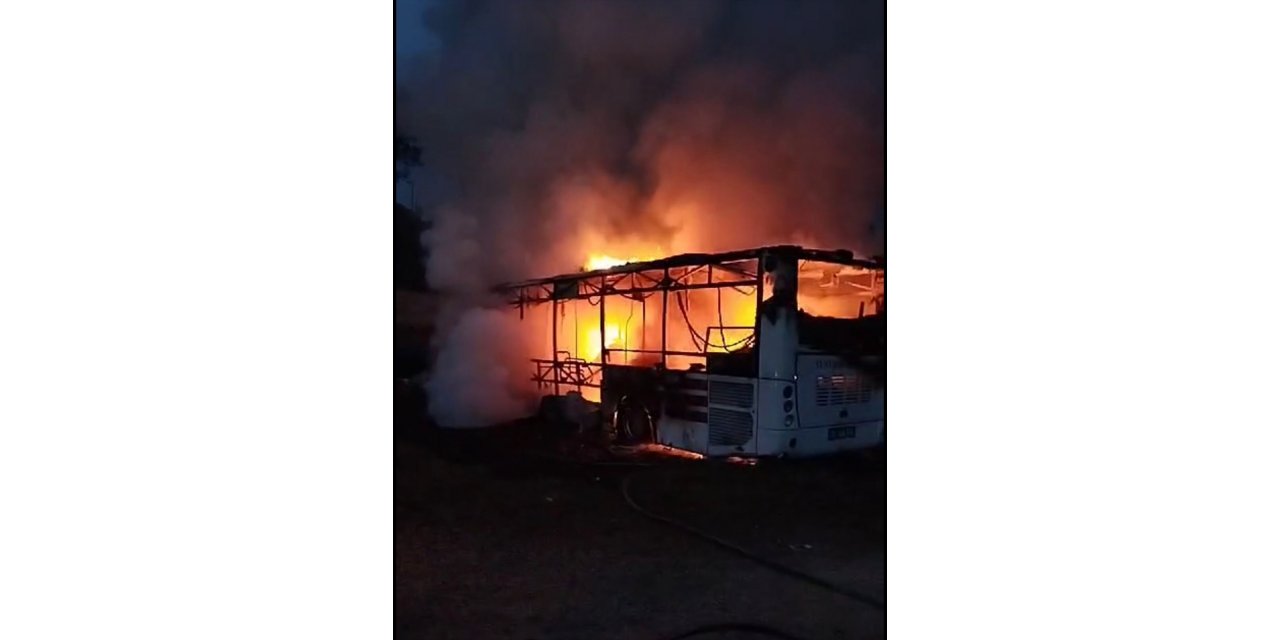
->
[612,400,653,444]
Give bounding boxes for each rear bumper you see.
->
[755,420,884,457]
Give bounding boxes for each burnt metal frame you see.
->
[495,245,883,395]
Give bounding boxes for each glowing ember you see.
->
[621,443,706,460]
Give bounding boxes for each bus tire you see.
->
[612,398,653,444]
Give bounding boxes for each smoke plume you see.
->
[397,0,885,427]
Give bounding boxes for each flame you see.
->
[574,248,762,366]
[536,245,879,408]
[578,252,660,368]
[585,254,648,271]
[584,322,622,361]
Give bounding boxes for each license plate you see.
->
[827,426,857,441]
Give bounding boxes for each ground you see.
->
[394,418,886,640]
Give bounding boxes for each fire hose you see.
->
[422,424,883,638]
[620,470,888,612]
[573,412,887,615]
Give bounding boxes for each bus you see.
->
[497,245,885,458]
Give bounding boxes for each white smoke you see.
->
[425,306,538,427]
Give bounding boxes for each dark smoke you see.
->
[396,0,885,426]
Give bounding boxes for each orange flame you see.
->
[584,322,622,362]
[584,254,650,271]
[546,244,879,408]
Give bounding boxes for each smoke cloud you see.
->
[424,307,534,428]
[397,0,885,427]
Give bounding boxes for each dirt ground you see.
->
[394,417,886,640]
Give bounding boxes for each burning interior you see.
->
[496,245,885,458]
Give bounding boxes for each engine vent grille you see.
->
[709,380,754,408]
[708,407,753,446]
[816,374,874,406]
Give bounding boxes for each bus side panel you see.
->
[655,417,709,454]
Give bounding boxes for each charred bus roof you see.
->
[496,245,883,294]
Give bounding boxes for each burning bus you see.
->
[497,245,884,458]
